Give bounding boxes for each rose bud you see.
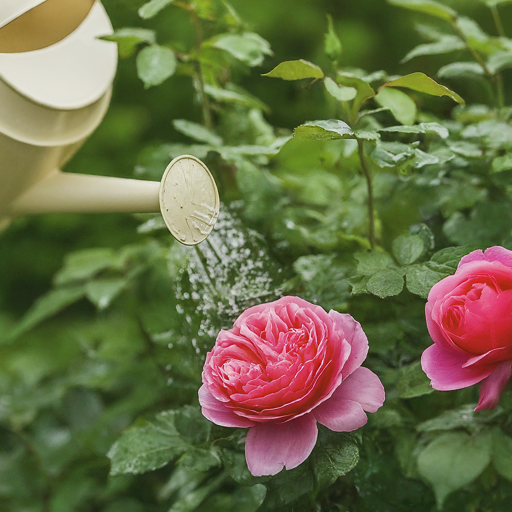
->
[198,296,385,477]
[422,246,512,411]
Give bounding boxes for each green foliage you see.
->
[3,0,512,510]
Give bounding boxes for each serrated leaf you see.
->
[405,264,449,298]
[392,234,425,265]
[438,62,485,79]
[324,77,357,101]
[380,122,449,138]
[173,406,211,445]
[108,411,188,476]
[382,72,465,105]
[173,120,223,146]
[402,35,465,63]
[136,45,177,88]
[204,85,269,111]
[211,32,272,67]
[85,278,128,311]
[375,88,416,125]
[312,439,359,489]
[324,14,342,62]
[387,0,457,21]
[294,120,354,140]
[102,28,156,59]
[417,431,492,508]
[138,0,176,19]
[354,250,396,275]
[492,427,512,481]
[366,269,404,298]
[395,361,434,398]
[262,60,324,80]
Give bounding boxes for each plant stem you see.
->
[357,139,375,250]
[491,5,506,37]
[451,19,504,109]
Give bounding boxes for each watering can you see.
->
[0,0,219,245]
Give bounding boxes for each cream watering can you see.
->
[0,0,219,245]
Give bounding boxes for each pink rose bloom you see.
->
[422,246,512,411]
[198,296,385,477]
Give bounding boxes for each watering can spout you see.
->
[6,155,220,246]
[10,170,161,215]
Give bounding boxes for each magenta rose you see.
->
[422,246,512,411]
[198,296,385,477]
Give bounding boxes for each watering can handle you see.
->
[9,155,220,245]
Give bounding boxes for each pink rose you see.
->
[422,246,512,411]
[198,296,385,477]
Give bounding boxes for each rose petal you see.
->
[462,346,512,368]
[475,361,512,411]
[198,385,255,428]
[328,367,385,413]
[245,414,318,476]
[314,397,368,432]
[421,344,493,391]
[329,310,368,379]
[459,246,512,270]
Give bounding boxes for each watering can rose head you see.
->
[199,296,385,477]
[422,246,512,411]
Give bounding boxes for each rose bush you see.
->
[199,296,385,476]
[422,247,512,411]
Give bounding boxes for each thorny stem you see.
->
[451,19,505,109]
[357,139,375,250]
[491,5,506,38]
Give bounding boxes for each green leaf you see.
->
[85,278,128,311]
[337,73,376,115]
[488,51,512,74]
[375,88,416,125]
[169,473,227,512]
[395,361,434,398]
[405,264,448,298]
[173,120,223,146]
[9,286,85,340]
[138,0,176,19]
[312,438,359,489]
[204,84,270,111]
[108,411,188,476]
[136,45,177,88]
[54,248,116,285]
[491,154,512,173]
[481,0,512,6]
[417,431,492,508]
[417,405,478,432]
[380,122,449,138]
[438,62,485,79]
[402,35,465,63]
[366,269,404,298]
[173,406,211,445]
[354,250,396,275]
[382,72,465,105]
[387,0,457,21]
[211,33,273,67]
[392,234,425,265]
[324,77,357,101]
[102,28,156,59]
[262,59,324,80]
[324,14,342,62]
[294,120,379,141]
[178,447,221,473]
[492,427,512,481]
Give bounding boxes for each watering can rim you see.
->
[0,0,47,30]
[0,2,117,111]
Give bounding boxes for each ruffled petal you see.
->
[475,361,512,411]
[327,367,385,413]
[314,396,368,432]
[463,346,512,368]
[245,414,318,476]
[421,344,493,391]
[198,385,255,428]
[459,246,512,270]
[329,310,368,379]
